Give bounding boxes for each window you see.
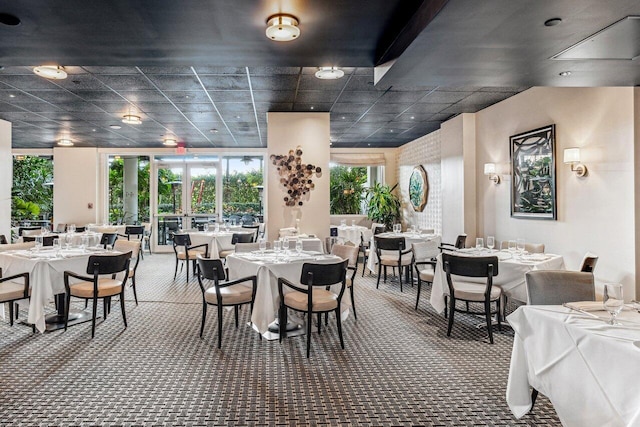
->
[329,165,384,215]
[222,156,264,222]
[108,155,150,224]
[12,155,53,227]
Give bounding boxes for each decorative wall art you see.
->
[270,146,322,207]
[510,125,557,220]
[409,165,429,212]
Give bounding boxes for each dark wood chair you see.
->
[119,225,146,259]
[0,268,30,326]
[196,257,258,349]
[219,233,255,259]
[23,234,60,246]
[362,226,385,277]
[278,259,349,358]
[114,239,142,305]
[75,226,86,233]
[18,226,40,237]
[439,234,467,252]
[172,233,208,282]
[100,233,118,249]
[412,241,439,310]
[580,254,598,273]
[442,253,501,344]
[64,251,132,338]
[374,236,413,291]
[0,235,8,245]
[330,244,360,319]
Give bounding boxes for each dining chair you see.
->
[330,244,360,319]
[55,224,67,233]
[119,225,146,259]
[498,241,545,253]
[278,259,349,358]
[412,240,439,310]
[75,226,86,233]
[241,214,256,225]
[235,241,271,253]
[241,224,261,241]
[439,234,466,251]
[196,257,258,349]
[0,268,30,327]
[0,234,8,245]
[580,253,598,273]
[18,226,40,237]
[525,271,595,305]
[374,236,413,292]
[113,239,142,305]
[172,233,209,282]
[0,242,35,252]
[362,225,386,277]
[442,253,501,344]
[63,251,132,338]
[141,222,153,256]
[23,234,59,246]
[100,233,118,249]
[219,233,255,259]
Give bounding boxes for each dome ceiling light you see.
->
[315,67,344,80]
[163,138,177,147]
[33,65,67,80]
[122,114,142,124]
[57,139,73,147]
[265,14,300,41]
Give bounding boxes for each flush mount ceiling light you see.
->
[559,71,572,77]
[315,67,345,80]
[33,65,67,80]
[163,138,177,147]
[265,14,300,41]
[57,139,73,147]
[122,114,142,124]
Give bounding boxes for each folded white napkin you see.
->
[564,301,604,312]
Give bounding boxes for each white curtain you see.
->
[330,153,385,167]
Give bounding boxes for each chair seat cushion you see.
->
[0,281,28,302]
[70,279,123,298]
[284,289,338,312]
[346,277,353,288]
[452,281,501,302]
[218,249,235,258]
[418,269,434,282]
[380,253,413,266]
[128,266,135,278]
[204,284,253,305]
[177,250,204,260]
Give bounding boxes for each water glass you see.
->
[203,223,209,232]
[65,234,73,249]
[516,238,526,254]
[274,239,282,259]
[476,237,484,250]
[41,226,47,235]
[340,219,346,227]
[35,236,43,251]
[214,223,220,233]
[53,238,60,250]
[283,236,290,252]
[411,224,417,233]
[259,238,267,253]
[603,283,624,325]
[68,224,76,233]
[487,236,495,250]
[296,240,303,255]
[231,218,236,227]
[81,235,89,251]
[508,240,517,253]
[224,221,229,232]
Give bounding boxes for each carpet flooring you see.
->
[0,253,560,426]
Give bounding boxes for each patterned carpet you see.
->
[0,253,560,426]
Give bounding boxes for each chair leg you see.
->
[14,303,19,320]
[415,279,422,310]
[174,258,179,280]
[317,313,322,335]
[103,298,109,320]
[120,292,127,328]
[91,297,98,338]
[234,305,239,328]
[131,276,138,305]
[186,258,190,283]
[279,305,287,342]
[362,255,367,277]
[444,295,448,318]
[200,303,207,338]
[446,297,456,337]
[485,300,494,344]
[217,304,223,349]
[496,299,502,332]
[64,294,72,331]
[8,302,14,326]
[335,308,345,350]
[375,263,382,289]
[398,264,403,292]
[306,310,312,358]
[383,266,387,283]
[350,287,357,320]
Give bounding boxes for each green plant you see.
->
[329,166,367,214]
[12,196,40,221]
[12,156,53,222]
[365,183,401,230]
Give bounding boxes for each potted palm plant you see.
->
[365,183,401,230]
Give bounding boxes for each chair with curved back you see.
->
[18,226,41,237]
[55,224,67,233]
[362,226,386,277]
[172,233,209,282]
[100,233,118,249]
[374,236,413,292]
[0,235,9,245]
[196,257,258,348]
[119,225,145,259]
[64,251,132,338]
[412,240,440,310]
[241,224,261,242]
[241,214,256,225]
[330,244,360,319]
[218,233,255,259]
[278,259,349,358]
[0,268,30,327]
[439,234,467,252]
[23,235,59,246]
[235,242,271,253]
[75,226,86,233]
[525,271,595,305]
[580,253,598,273]
[442,253,501,344]
[113,239,142,305]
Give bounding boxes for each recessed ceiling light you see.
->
[0,13,21,26]
[410,116,415,120]
[265,14,300,42]
[9,94,15,98]
[235,115,241,119]
[341,116,346,120]
[367,143,371,146]
[57,139,73,147]
[310,106,314,110]
[544,18,562,27]
[163,138,177,147]
[210,128,218,133]
[92,128,96,132]
[559,71,572,77]
[315,67,345,80]
[110,125,122,130]
[33,65,67,80]
[122,114,142,124]
[389,129,394,133]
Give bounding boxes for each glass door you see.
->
[156,163,185,248]
[186,163,219,231]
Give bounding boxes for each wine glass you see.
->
[340,219,346,227]
[283,236,290,253]
[295,239,303,255]
[274,239,282,260]
[351,220,356,227]
[476,237,484,251]
[53,238,61,256]
[65,234,73,250]
[603,283,624,325]
[516,238,526,254]
[68,224,76,233]
[508,240,517,253]
[214,223,220,233]
[259,238,267,254]
[81,235,89,252]
[203,223,209,232]
[224,221,229,232]
[487,236,495,251]
[35,236,43,251]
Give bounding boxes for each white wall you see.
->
[266,113,330,241]
[475,87,636,299]
[53,147,99,226]
[0,120,11,240]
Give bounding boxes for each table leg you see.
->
[45,293,94,332]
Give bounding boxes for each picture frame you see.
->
[510,125,557,220]
[408,165,429,212]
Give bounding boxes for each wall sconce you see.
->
[563,147,587,177]
[484,163,500,184]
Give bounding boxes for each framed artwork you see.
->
[510,125,557,220]
[409,165,429,212]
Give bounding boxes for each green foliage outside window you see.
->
[329,166,367,214]
[108,157,151,224]
[11,156,53,223]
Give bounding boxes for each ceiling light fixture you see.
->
[0,13,21,26]
[122,113,142,124]
[544,18,562,27]
[315,67,345,80]
[265,14,300,42]
[109,125,122,130]
[57,139,73,147]
[163,138,177,147]
[33,65,67,80]
[559,71,572,77]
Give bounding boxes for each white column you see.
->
[53,147,99,226]
[123,156,139,223]
[0,120,11,240]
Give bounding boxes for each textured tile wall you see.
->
[397,130,441,234]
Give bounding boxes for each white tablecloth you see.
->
[226,252,349,334]
[188,231,253,258]
[429,250,565,313]
[506,305,640,426]
[367,232,441,272]
[336,225,369,245]
[0,248,102,332]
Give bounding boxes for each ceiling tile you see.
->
[146,75,202,91]
[295,91,341,104]
[198,75,249,90]
[250,75,298,91]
